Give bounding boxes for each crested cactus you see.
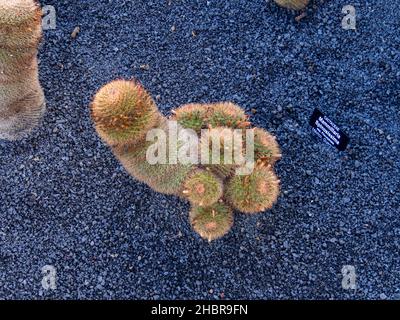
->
[182,169,223,207]
[274,0,310,10]
[0,0,46,140]
[225,167,280,214]
[91,78,281,241]
[189,202,234,242]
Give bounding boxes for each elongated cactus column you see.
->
[91,80,193,195]
[0,0,46,140]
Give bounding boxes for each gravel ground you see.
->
[0,0,399,299]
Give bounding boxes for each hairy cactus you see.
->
[0,0,46,140]
[225,167,280,214]
[91,78,281,241]
[172,102,250,133]
[91,80,161,150]
[115,119,193,195]
[254,128,282,167]
[91,81,192,195]
[189,202,234,242]
[199,127,242,178]
[182,169,223,206]
[274,0,309,10]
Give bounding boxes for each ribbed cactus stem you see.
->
[91,81,192,195]
[0,0,46,140]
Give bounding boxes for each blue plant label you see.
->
[309,108,349,151]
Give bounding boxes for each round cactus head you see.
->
[182,169,223,206]
[190,202,234,242]
[225,167,280,214]
[253,128,282,167]
[91,80,160,148]
[0,0,42,50]
[172,102,250,133]
[274,0,309,10]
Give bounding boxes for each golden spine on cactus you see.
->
[0,0,45,141]
[114,118,193,195]
[253,128,282,167]
[225,167,280,214]
[182,169,223,207]
[199,126,244,178]
[0,0,42,49]
[189,202,234,242]
[91,80,161,150]
[171,102,250,133]
[274,0,310,10]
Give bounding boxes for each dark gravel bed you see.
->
[0,0,399,299]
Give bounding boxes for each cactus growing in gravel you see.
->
[91,79,281,241]
[91,80,161,150]
[254,128,282,167]
[189,202,234,242]
[225,167,280,214]
[172,102,250,133]
[182,169,223,207]
[115,119,193,195]
[199,127,241,178]
[274,0,309,10]
[0,0,46,140]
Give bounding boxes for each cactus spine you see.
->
[189,202,234,242]
[91,79,281,241]
[0,0,46,140]
[182,169,223,207]
[172,102,250,133]
[253,128,282,167]
[91,80,161,150]
[225,167,280,214]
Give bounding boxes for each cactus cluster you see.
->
[0,0,46,140]
[91,79,281,242]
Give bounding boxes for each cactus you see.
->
[182,169,223,206]
[91,80,161,150]
[253,128,282,167]
[172,102,250,133]
[0,0,46,140]
[189,202,234,242]
[225,167,280,214]
[274,0,309,10]
[91,78,281,241]
[199,127,242,178]
[115,119,193,195]
[91,82,192,195]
